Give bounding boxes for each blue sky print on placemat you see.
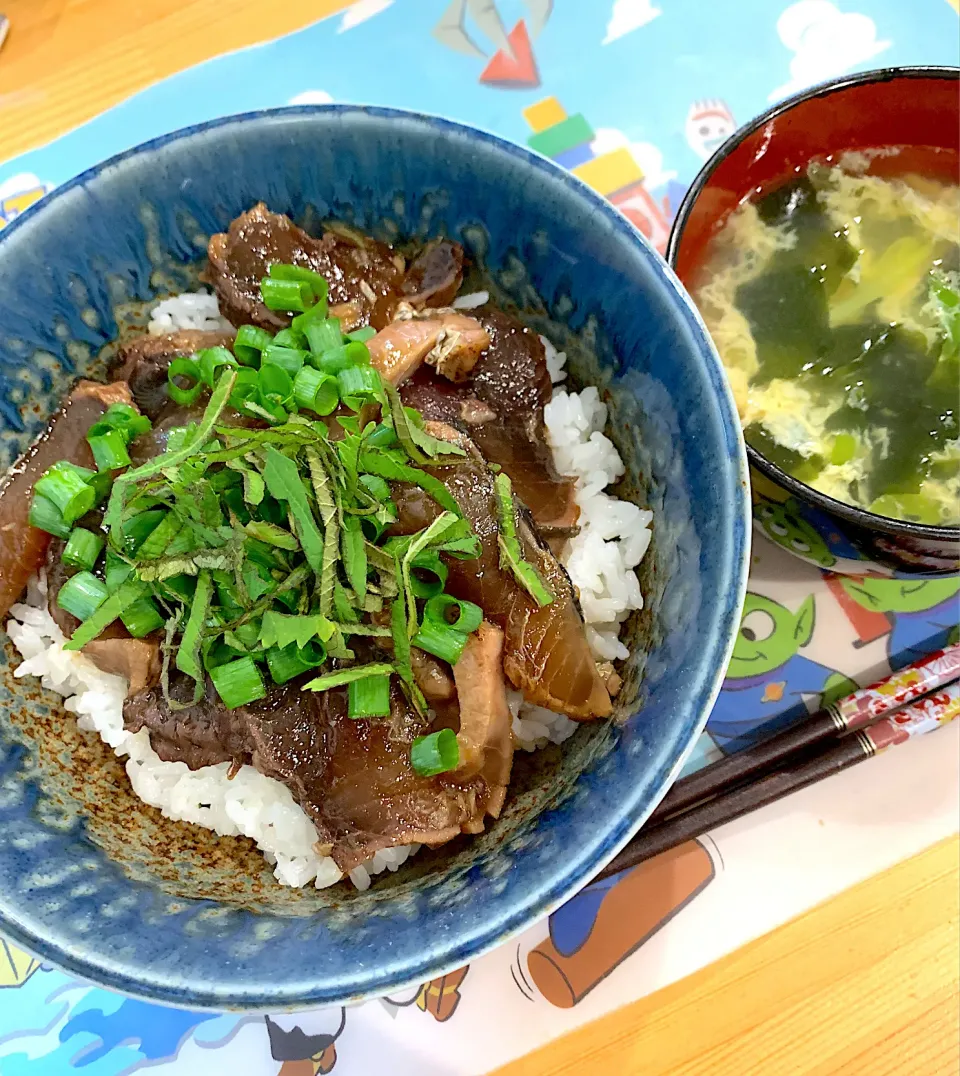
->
[1,0,957,244]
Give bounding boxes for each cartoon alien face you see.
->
[726,592,815,679]
[755,500,836,568]
[840,576,960,614]
[685,99,736,161]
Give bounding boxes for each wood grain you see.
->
[0,6,957,1074]
[0,0,350,161]
[495,836,960,1076]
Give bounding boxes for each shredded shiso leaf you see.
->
[25,265,552,768]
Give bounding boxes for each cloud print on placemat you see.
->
[339,0,395,33]
[769,0,891,100]
[288,90,335,105]
[603,0,662,44]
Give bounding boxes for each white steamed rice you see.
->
[147,290,234,336]
[5,291,651,890]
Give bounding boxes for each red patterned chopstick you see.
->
[649,643,960,824]
[598,681,960,881]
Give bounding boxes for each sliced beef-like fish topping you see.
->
[450,621,514,826]
[45,538,161,697]
[393,424,611,720]
[204,203,405,331]
[0,380,132,621]
[83,638,161,698]
[123,675,498,873]
[309,685,500,871]
[367,309,490,386]
[400,239,464,309]
[400,308,578,531]
[124,673,257,771]
[113,329,235,420]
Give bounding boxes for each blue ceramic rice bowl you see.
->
[0,106,749,1009]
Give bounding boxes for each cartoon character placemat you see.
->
[1,2,958,1073]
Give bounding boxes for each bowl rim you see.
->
[0,102,751,1008]
[666,64,960,542]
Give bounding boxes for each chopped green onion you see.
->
[28,493,71,538]
[272,327,307,350]
[210,655,267,709]
[346,326,377,343]
[258,364,294,408]
[291,298,331,332]
[348,673,391,718]
[229,619,263,651]
[61,527,105,571]
[293,366,339,415]
[410,728,460,777]
[105,370,236,543]
[97,403,152,444]
[57,571,108,622]
[197,346,239,387]
[302,661,395,692]
[167,356,204,406]
[343,340,371,365]
[268,262,329,307]
[233,324,274,366]
[262,345,307,377]
[409,550,448,598]
[338,365,382,409]
[62,579,148,650]
[229,366,261,414]
[120,597,164,638]
[265,640,326,684]
[88,428,131,471]
[310,344,353,375]
[304,318,342,355]
[400,511,459,636]
[34,462,96,525]
[412,617,469,665]
[260,277,313,313]
[423,593,483,634]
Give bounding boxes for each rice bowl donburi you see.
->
[1,204,651,892]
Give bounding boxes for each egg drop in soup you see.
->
[693,155,960,526]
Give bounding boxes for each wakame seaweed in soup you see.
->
[694,158,960,526]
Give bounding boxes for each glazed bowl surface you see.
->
[0,105,748,1009]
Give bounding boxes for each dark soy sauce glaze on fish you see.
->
[0,206,618,877]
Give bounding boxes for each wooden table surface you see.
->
[1,4,958,1073]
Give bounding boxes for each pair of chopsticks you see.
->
[596,643,960,881]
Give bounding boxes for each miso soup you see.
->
[694,157,960,526]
